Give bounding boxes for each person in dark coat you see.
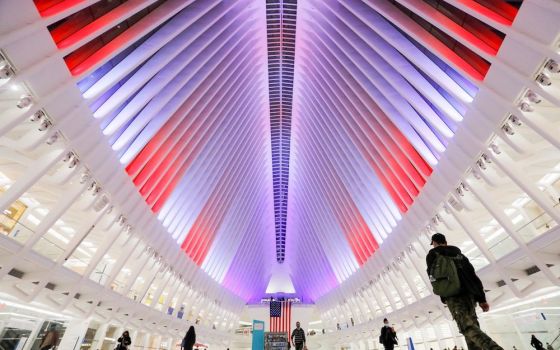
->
[116,331,131,350]
[531,335,545,350]
[379,318,397,350]
[181,326,196,350]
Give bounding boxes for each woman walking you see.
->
[116,331,131,350]
[181,326,196,350]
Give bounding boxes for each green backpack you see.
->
[429,253,462,297]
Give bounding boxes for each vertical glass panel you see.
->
[63,216,121,275]
[0,149,69,246]
[89,234,139,287]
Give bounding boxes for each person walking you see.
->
[531,335,545,349]
[291,321,306,350]
[39,324,59,350]
[426,233,504,350]
[181,326,196,350]
[115,331,131,350]
[379,318,397,350]
[546,342,554,350]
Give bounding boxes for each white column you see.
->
[57,319,90,350]
[22,318,45,350]
[91,323,108,350]
[143,332,151,350]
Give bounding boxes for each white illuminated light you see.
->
[0,298,72,319]
[483,290,560,315]
[27,214,41,225]
[35,208,48,216]
[0,311,41,321]
[512,196,531,208]
[486,228,505,242]
[20,195,39,207]
[76,247,92,257]
[9,84,19,91]
[66,259,87,267]
[511,215,524,225]
[59,226,76,234]
[47,228,70,244]
[539,172,560,186]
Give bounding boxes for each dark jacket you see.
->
[426,245,486,303]
[182,327,196,350]
[291,328,306,345]
[380,326,397,346]
[531,336,543,349]
[117,334,131,349]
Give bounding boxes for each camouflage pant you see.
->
[446,295,503,350]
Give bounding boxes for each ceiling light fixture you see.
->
[501,122,515,135]
[518,101,533,112]
[525,90,542,104]
[16,94,33,109]
[508,114,522,126]
[0,65,13,80]
[544,59,559,74]
[535,73,552,87]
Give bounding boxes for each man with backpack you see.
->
[426,233,503,350]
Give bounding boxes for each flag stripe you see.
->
[269,301,292,333]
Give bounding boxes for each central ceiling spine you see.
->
[266,0,298,263]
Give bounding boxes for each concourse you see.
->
[0,0,559,349]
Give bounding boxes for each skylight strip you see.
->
[266,0,297,263]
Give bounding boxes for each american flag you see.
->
[269,300,292,333]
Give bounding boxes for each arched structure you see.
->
[0,0,559,349]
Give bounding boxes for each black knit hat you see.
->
[430,233,447,245]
